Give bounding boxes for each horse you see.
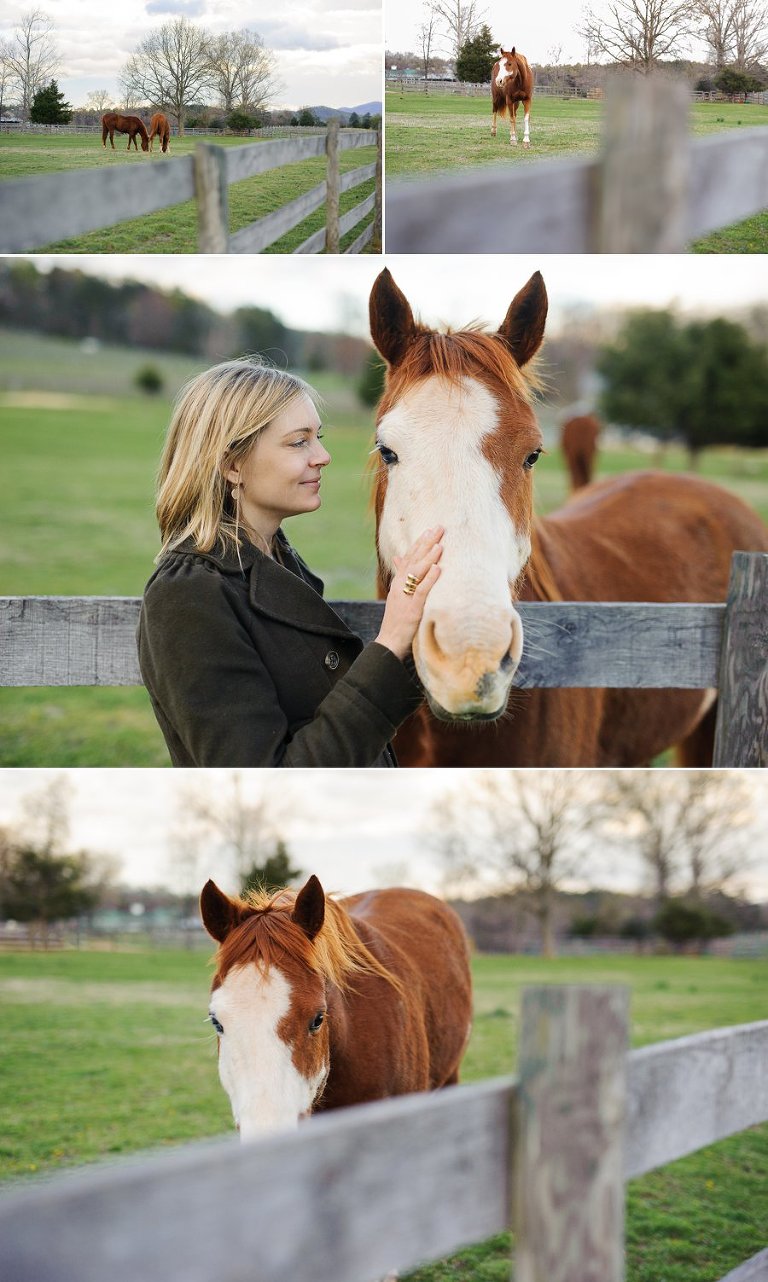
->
[561,413,601,489]
[368,267,768,768]
[101,112,149,152]
[200,875,473,1140]
[149,112,170,153]
[491,47,534,147]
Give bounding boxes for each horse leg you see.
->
[509,101,518,145]
[491,107,497,137]
[522,98,531,148]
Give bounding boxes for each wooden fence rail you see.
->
[1,987,766,1282]
[1,551,765,765]
[385,75,768,251]
[0,121,380,254]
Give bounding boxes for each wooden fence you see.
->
[1,551,766,766]
[388,78,768,103]
[0,986,766,1282]
[0,120,381,254]
[385,74,768,251]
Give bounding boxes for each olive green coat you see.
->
[137,532,422,768]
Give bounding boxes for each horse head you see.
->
[496,47,519,85]
[201,876,331,1140]
[369,268,547,721]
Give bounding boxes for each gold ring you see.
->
[403,573,420,596]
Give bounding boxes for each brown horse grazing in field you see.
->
[149,112,170,153]
[200,876,472,1140]
[369,267,768,768]
[101,112,149,152]
[561,414,601,489]
[491,47,534,146]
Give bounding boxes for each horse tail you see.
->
[101,118,108,146]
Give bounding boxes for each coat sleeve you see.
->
[138,560,421,768]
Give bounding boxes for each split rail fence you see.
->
[0,120,381,254]
[1,551,766,766]
[386,75,768,251]
[0,986,766,1282]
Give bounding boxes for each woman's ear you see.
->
[221,457,240,487]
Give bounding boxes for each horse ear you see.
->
[369,268,418,367]
[497,271,548,366]
[291,874,325,942]
[200,879,251,942]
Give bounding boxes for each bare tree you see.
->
[4,9,59,120]
[578,0,695,71]
[0,41,14,120]
[697,0,737,65]
[175,772,286,891]
[19,774,71,855]
[85,88,114,113]
[431,0,485,60]
[206,29,279,114]
[417,6,440,86]
[122,16,212,136]
[730,0,768,68]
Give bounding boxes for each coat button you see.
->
[324,650,340,670]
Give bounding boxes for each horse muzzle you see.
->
[413,605,523,720]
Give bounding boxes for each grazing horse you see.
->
[491,46,534,147]
[368,267,768,768]
[149,112,171,153]
[101,112,149,152]
[561,413,601,489]
[200,876,472,1140]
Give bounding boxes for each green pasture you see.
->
[0,131,376,254]
[385,93,768,252]
[2,325,768,766]
[0,949,766,1282]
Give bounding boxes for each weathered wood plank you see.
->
[374,127,383,243]
[344,222,374,255]
[717,1248,768,1282]
[384,155,596,253]
[338,129,378,150]
[512,987,629,1282]
[326,118,341,253]
[338,191,376,237]
[223,134,326,184]
[339,161,377,193]
[294,225,327,253]
[229,182,326,253]
[625,1021,768,1179]
[713,552,768,768]
[0,597,726,688]
[0,155,196,252]
[0,1077,514,1282]
[195,144,229,252]
[688,129,768,239]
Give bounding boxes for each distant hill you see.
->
[308,102,381,122]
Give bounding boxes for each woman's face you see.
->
[227,394,331,539]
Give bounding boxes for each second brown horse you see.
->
[149,112,171,153]
[101,112,149,152]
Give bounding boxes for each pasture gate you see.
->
[0,986,766,1282]
[0,551,766,766]
[0,120,381,254]
[386,75,768,252]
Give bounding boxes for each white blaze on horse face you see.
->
[377,374,530,717]
[210,965,328,1141]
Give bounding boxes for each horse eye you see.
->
[309,1011,325,1033]
[210,1013,224,1035]
[378,443,399,466]
[524,449,542,470]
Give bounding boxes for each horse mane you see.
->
[215,886,405,996]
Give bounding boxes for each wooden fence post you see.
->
[513,986,629,1282]
[374,128,383,246]
[593,75,690,252]
[326,118,340,253]
[713,551,768,767]
[195,143,229,253]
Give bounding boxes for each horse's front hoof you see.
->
[523,140,530,148]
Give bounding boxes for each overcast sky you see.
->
[0,0,381,112]
[1,770,766,901]
[28,254,768,340]
[385,0,711,61]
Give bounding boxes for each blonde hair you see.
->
[156,358,314,560]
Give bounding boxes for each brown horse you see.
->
[561,414,601,489]
[369,267,768,768]
[200,876,472,1139]
[101,112,149,152]
[149,112,170,153]
[491,47,534,146]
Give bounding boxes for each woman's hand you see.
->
[375,527,443,660]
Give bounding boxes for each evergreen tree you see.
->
[29,80,73,125]
[455,26,498,83]
[348,110,360,127]
[240,840,302,896]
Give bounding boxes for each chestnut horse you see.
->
[369,267,768,768]
[101,112,149,152]
[561,414,601,489]
[201,876,472,1140]
[149,112,170,153]
[491,47,534,147]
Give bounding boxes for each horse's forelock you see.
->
[377,329,538,421]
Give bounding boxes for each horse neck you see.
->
[521,520,562,601]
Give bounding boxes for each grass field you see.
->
[384,93,768,252]
[0,131,376,254]
[0,948,766,1282]
[2,325,768,766]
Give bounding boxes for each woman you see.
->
[138,359,441,767]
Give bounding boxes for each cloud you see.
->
[145,0,207,16]
[258,21,342,50]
